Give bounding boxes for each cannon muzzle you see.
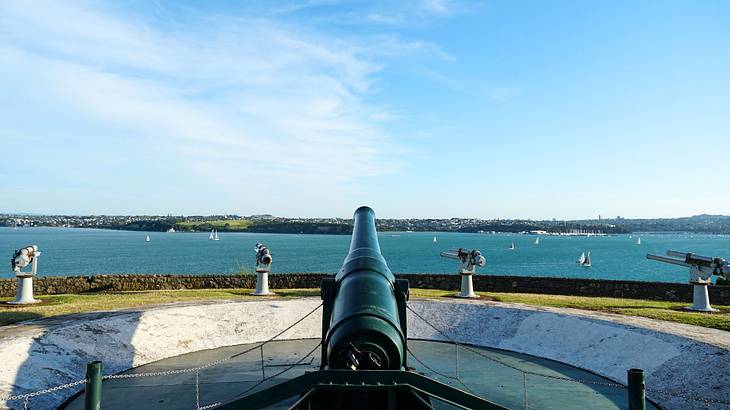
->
[321,206,408,371]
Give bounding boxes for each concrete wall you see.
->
[0,299,728,409]
[1,273,729,304]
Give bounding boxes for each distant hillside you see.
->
[3,213,730,234]
[609,214,730,234]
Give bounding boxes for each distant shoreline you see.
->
[4,213,730,234]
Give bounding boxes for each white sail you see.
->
[577,252,586,264]
[433,236,437,243]
[509,242,515,250]
[145,235,150,242]
[583,251,592,267]
[214,230,220,241]
[637,237,641,245]
[210,229,215,240]
[535,237,539,245]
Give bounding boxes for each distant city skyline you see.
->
[2,1,729,220]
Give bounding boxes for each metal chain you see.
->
[195,370,200,409]
[523,373,529,410]
[0,379,87,402]
[231,341,322,401]
[198,402,222,409]
[406,346,476,395]
[1,303,323,405]
[104,303,323,380]
[406,304,625,389]
[408,303,730,406]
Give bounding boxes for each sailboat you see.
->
[583,251,592,267]
[433,236,437,243]
[534,237,539,245]
[577,251,591,267]
[509,242,515,250]
[145,235,150,242]
[636,237,641,245]
[210,229,220,241]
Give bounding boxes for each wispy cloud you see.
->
[0,0,451,212]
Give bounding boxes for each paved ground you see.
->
[62,339,656,410]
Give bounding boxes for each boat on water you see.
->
[637,237,641,245]
[509,242,515,250]
[433,236,437,243]
[166,227,176,233]
[145,235,150,242]
[535,237,540,245]
[577,251,592,267]
[210,229,220,241]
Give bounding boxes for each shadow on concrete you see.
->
[5,310,144,409]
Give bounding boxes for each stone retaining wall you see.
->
[1,273,729,304]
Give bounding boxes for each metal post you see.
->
[687,283,717,312]
[627,368,645,410]
[251,269,273,295]
[457,272,478,298]
[84,361,102,410]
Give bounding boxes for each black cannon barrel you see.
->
[323,206,406,371]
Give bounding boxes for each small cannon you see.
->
[8,245,41,305]
[251,243,274,295]
[440,248,486,298]
[647,250,729,311]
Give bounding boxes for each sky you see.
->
[1,0,729,219]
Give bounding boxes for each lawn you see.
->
[1,288,728,331]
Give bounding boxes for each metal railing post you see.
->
[627,368,645,410]
[84,361,102,410]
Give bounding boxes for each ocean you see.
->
[1,227,728,283]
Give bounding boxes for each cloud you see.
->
[0,0,430,209]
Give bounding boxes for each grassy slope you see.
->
[175,220,252,231]
[1,289,728,331]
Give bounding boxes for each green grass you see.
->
[1,288,728,331]
[175,220,252,231]
[411,289,730,331]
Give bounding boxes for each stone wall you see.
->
[0,273,729,304]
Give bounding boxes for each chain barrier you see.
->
[408,303,730,408]
[406,345,476,395]
[0,302,323,409]
[0,379,87,402]
[105,302,323,381]
[406,304,625,388]
[230,340,322,401]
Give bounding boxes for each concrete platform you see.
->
[62,339,655,410]
[0,298,728,409]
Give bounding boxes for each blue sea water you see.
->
[1,227,728,283]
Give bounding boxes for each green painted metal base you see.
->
[217,369,507,410]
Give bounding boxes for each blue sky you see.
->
[1,0,729,219]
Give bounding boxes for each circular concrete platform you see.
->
[1,298,728,409]
[62,339,656,410]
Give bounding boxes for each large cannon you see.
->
[220,206,503,409]
[320,206,409,371]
